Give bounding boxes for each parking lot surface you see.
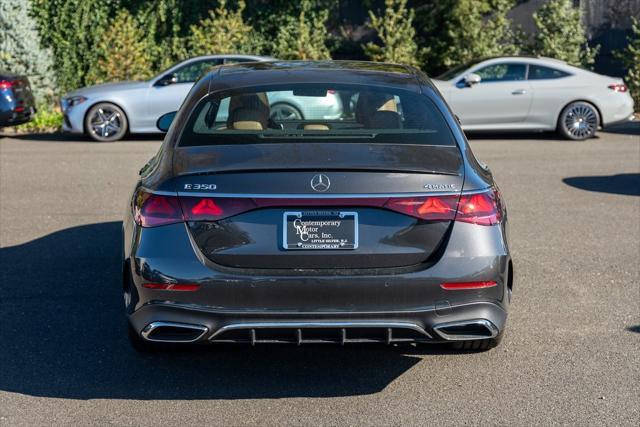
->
[1,128,639,425]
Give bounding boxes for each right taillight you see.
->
[608,83,628,92]
[455,188,503,226]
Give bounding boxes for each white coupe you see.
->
[432,56,635,140]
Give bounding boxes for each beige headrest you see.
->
[232,120,263,130]
[227,93,270,129]
[355,92,397,126]
[303,124,330,130]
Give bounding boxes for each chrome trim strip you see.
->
[148,190,178,196]
[432,319,499,341]
[141,321,209,343]
[209,321,432,340]
[170,188,490,199]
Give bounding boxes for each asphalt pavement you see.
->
[1,127,639,425]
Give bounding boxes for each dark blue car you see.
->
[0,72,36,127]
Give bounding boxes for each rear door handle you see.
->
[512,89,527,95]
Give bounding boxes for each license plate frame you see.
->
[283,211,358,250]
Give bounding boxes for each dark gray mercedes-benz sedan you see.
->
[123,61,513,352]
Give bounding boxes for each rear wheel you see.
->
[557,101,599,140]
[450,331,503,352]
[85,102,128,142]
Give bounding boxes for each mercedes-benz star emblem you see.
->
[310,174,330,192]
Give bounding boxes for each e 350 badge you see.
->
[183,183,217,190]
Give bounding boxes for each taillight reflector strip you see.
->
[142,283,200,291]
[133,189,503,227]
[440,281,497,290]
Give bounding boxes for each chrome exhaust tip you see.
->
[141,321,208,343]
[433,319,499,341]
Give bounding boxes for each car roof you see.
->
[0,71,23,80]
[187,54,275,61]
[206,60,427,93]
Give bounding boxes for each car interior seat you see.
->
[227,93,270,130]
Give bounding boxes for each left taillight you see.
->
[180,196,257,221]
[133,191,183,227]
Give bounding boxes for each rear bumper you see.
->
[130,300,507,344]
[124,217,512,344]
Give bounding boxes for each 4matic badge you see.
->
[424,183,456,190]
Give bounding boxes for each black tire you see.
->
[450,331,503,352]
[85,102,128,142]
[270,102,303,121]
[557,101,599,140]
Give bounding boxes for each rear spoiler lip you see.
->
[148,187,491,199]
[172,167,461,177]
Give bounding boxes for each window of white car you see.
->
[528,65,571,80]
[474,63,527,82]
[174,59,223,83]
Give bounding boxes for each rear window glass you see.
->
[178,84,456,147]
[528,65,570,80]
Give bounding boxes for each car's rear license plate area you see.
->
[283,211,358,250]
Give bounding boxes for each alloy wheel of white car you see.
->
[85,102,128,142]
[270,103,303,121]
[558,101,599,140]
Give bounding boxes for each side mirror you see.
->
[464,73,481,87]
[156,111,177,132]
[156,73,178,87]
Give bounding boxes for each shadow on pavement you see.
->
[563,173,640,196]
[0,132,163,143]
[603,121,640,136]
[627,325,640,334]
[0,222,434,400]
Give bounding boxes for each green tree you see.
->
[364,0,420,67]
[415,0,520,75]
[187,0,254,56]
[532,0,598,66]
[88,9,154,84]
[31,0,118,92]
[0,0,57,103]
[272,0,331,60]
[615,17,640,107]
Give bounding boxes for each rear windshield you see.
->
[178,84,456,147]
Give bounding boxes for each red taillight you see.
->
[455,190,502,225]
[384,196,458,221]
[440,281,497,290]
[133,189,503,227]
[608,83,628,92]
[180,197,257,221]
[14,106,24,112]
[0,80,14,90]
[142,283,200,291]
[134,191,183,227]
